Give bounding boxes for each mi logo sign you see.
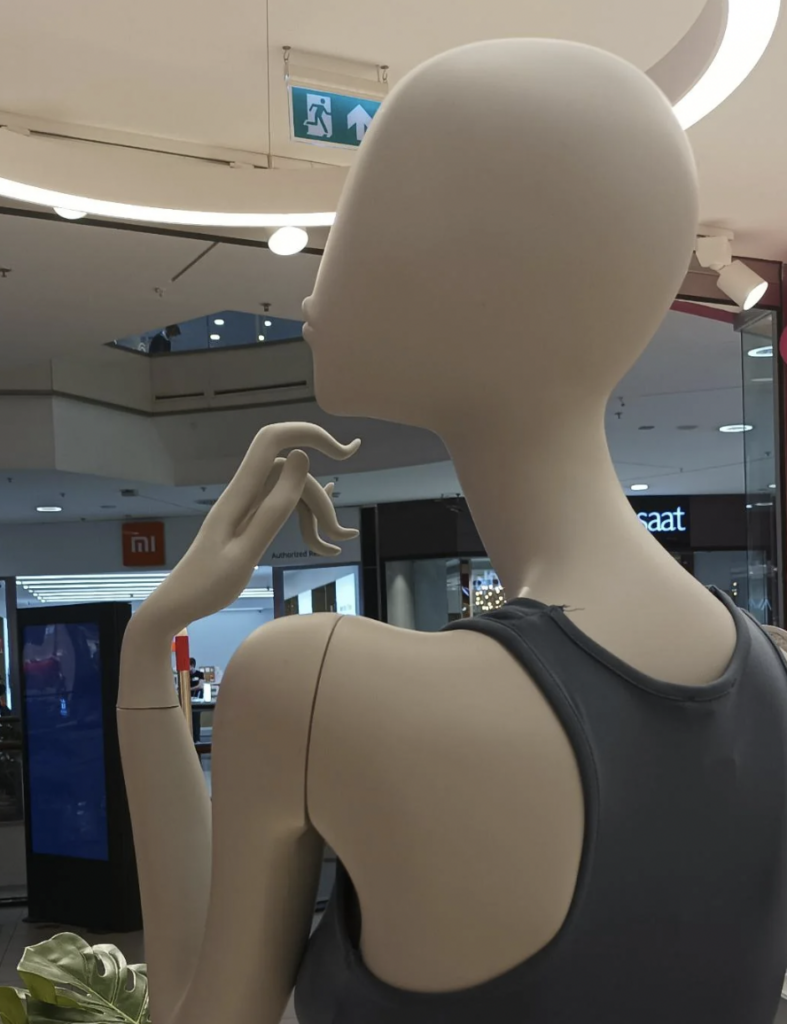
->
[122,522,166,567]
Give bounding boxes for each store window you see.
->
[281,565,361,618]
[739,310,781,624]
[386,557,504,631]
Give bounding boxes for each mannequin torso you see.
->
[116,38,780,1024]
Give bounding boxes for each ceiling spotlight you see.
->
[258,334,265,342]
[210,333,221,341]
[695,233,768,311]
[630,484,649,492]
[36,506,63,513]
[769,483,777,489]
[264,319,272,327]
[748,345,773,358]
[213,318,225,326]
[268,226,308,256]
[719,423,753,433]
[53,207,87,220]
[717,261,768,310]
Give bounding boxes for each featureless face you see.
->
[303,40,698,433]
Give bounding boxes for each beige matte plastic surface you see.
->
[118,40,737,1024]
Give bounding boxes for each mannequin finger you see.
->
[212,423,360,529]
[297,503,341,557]
[324,482,335,498]
[300,475,360,542]
[239,450,310,560]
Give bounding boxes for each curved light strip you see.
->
[0,0,779,228]
[0,173,336,227]
[674,0,780,128]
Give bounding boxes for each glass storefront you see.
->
[740,310,781,624]
[281,565,361,618]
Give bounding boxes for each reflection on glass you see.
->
[386,558,504,631]
[693,551,750,611]
[740,311,780,624]
[22,622,109,861]
[282,566,361,618]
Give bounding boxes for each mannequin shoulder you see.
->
[218,613,345,720]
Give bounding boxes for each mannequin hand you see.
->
[132,423,360,638]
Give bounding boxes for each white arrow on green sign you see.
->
[290,87,382,149]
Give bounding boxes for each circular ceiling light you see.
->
[748,345,773,358]
[674,0,781,129]
[258,334,266,342]
[719,423,753,432]
[209,333,221,341]
[213,318,225,326]
[36,505,63,513]
[0,1,777,229]
[264,319,273,327]
[630,484,650,491]
[268,226,309,255]
[53,207,87,220]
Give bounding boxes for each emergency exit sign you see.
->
[290,86,381,149]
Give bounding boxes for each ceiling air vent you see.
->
[120,489,139,497]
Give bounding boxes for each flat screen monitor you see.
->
[22,621,109,861]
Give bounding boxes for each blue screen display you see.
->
[23,622,109,861]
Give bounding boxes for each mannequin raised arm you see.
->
[117,423,359,1024]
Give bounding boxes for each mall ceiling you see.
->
[0,0,785,255]
[0,1,779,520]
[0,308,757,523]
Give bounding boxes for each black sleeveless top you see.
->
[295,590,787,1023]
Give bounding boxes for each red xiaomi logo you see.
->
[122,522,166,567]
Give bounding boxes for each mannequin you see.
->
[117,40,767,1024]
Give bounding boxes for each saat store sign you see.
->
[636,507,687,535]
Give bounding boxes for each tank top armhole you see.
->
[444,612,600,961]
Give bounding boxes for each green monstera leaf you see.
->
[11,933,149,1024]
[0,987,28,1024]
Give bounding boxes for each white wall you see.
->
[187,609,274,674]
[0,508,360,576]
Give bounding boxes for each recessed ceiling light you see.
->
[769,483,777,489]
[36,506,62,513]
[719,423,753,433]
[258,334,265,342]
[213,318,225,326]
[752,377,773,383]
[264,319,272,327]
[268,226,308,255]
[748,345,773,358]
[53,208,87,220]
[630,484,649,492]
[210,333,221,341]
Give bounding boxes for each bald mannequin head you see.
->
[305,39,698,432]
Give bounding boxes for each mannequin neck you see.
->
[443,404,667,605]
